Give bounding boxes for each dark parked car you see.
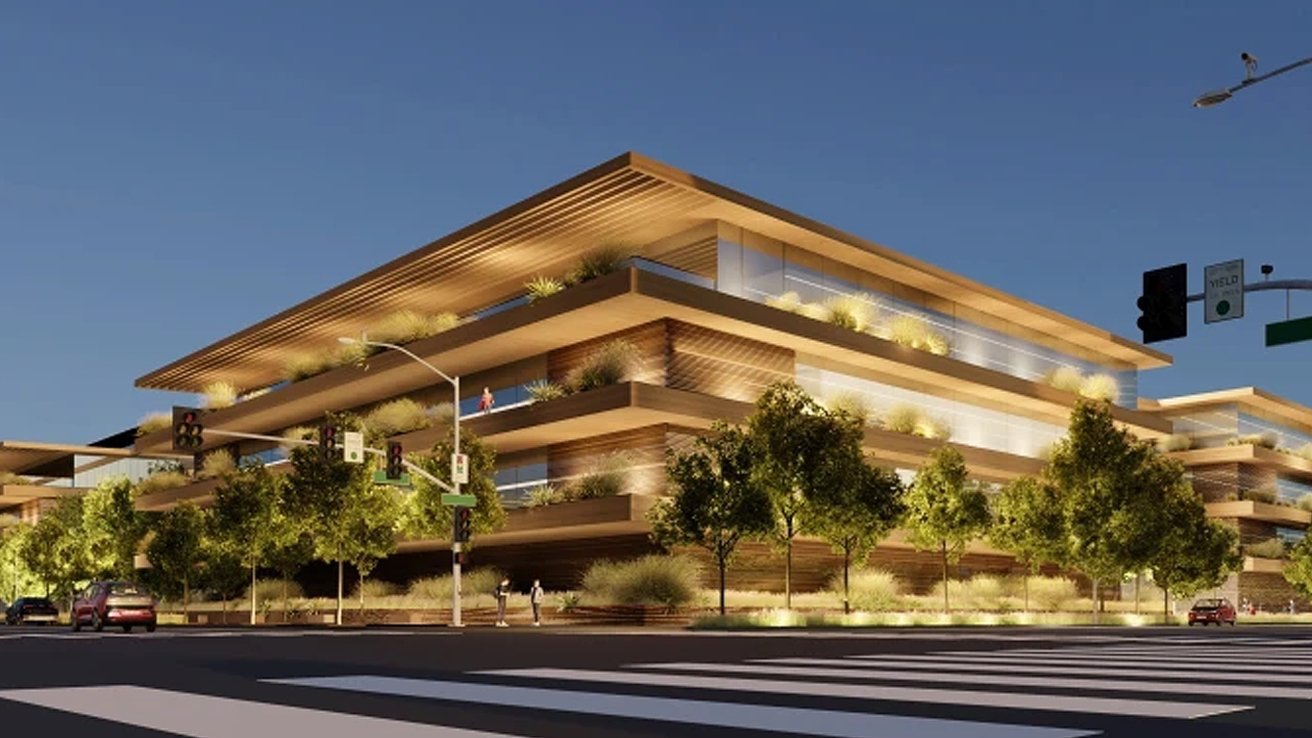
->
[5,597,59,625]
[1188,597,1237,626]
[71,581,156,633]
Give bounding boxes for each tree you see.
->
[0,524,40,603]
[282,413,380,625]
[989,476,1067,611]
[403,428,506,542]
[649,421,775,615]
[1151,510,1241,619]
[145,502,206,618]
[265,522,314,623]
[343,482,403,611]
[1047,400,1167,622]
[211,462,284,625]
[808,455,905,614]
[20,496,95,606]
[84,477,147,579]
[903,446,991,612]
[1285,535,1312,603]
[748,382,863,609]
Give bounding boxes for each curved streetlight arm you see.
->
[339,335,455,385]
[1195,55,1312,107]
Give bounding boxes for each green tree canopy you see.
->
[211,461,286,624]
[84,476,148,579]
[903,446,991,612]
[808,453,905,614]
[403,428,506,542]
[748,381,866,609]
[1285,535,1312,602]
[0,524,40,602]
[989,475,1067,610]
[145,501,206,615]
[20,496,95,602]
[650,421,775,615]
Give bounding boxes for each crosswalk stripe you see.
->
[0,685,517,738]
[267,674,1093,738]
[756,656,1312,684]
[475,667,1248,719]
[988,648,1312,662]
[627,661,1310,701]
[850,653,1312,674]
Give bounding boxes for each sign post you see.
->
[1204,259,1245,324]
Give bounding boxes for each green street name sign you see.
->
[441,493,477,507]
[372,471,411,486]
[1266,316,1312,347]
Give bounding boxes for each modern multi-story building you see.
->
[121,152,1174,592]
[1144,387,1312,610]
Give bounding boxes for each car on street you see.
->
[71,581,157,633]
[5,597,59,625]
[1188,597,1237,626]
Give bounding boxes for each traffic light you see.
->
[171,406,204,452]
[386,441,404,480]
[318,424,339,460]
[454,506,473,543]
[1137,263,1188,344]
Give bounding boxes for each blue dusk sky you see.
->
[2,1,1310,442]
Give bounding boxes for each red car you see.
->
[1188,597,1237,626]
[71,581,157,633]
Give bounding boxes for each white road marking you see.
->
[850,653,1312,674]
[628,661,1311,700]
[0,685,519,737]
[475,667,1248,719]
[757,656,1312,684]
[267,674,1093,738]
[989,648,1312,662]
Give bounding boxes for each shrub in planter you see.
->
[351,579,400,600]
[136,468,192,496]
[1245,538,1285,559]
[1228,432,1279,449]
[882,405,921,435]
[407,568,505,603]
[566,452,631,500]
[525,483,563,508]
[570,246,630,284]
[1078,373,1120,403]
[914,415,952,441]
[765,291,803,312]
[1244,486,1278,504]
[1027,576,1079,611]
[797,302,830,321]
[580,555,701,609]
[200,381,240,409]
[827,391,875,427]
[1159,433,1194,452]
[364,398,435,439]
[526,380,571,403]
[136,411,172,437]
[525,275,566,303]
[370,310,458,346]
[197,450,236,480]
[824,293,876,333]
[834,569,902,611]
[1045,366,1085,394]
[567,339,641,392]
[0,471,28,486]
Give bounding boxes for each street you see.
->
[2,625,1312,737]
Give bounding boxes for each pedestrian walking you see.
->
[494,577,511,627]
[529,579,545,626]
[478,386,495,414]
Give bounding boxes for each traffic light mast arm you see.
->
[202,428,455,494]
[1185,279,1312,302]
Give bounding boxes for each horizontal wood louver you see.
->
[654,234,717,279]
[666,321,794,403]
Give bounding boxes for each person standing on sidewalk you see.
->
[494,578,511,627]
[529,579,545,627]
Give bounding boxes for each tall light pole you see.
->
[338,335,466,627]
[1193,52,1312,108]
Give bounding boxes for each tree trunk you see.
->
[784,520,794,610]
[1023,572,1030,612]
[183,574,190,620]
[249,563,257,626]
[336,560,344,626]
[941,540,950,613]
[718,558,727,617]
[1092,577,1100,625]
[281,576,289,624]
[843,547,851,615]
[359,570,366,612]
[1164,588,1170,623]
[1134,572,1141,614]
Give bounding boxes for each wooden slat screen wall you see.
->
[666,321,794,403]
[547,321,668,387]
[653,235,718,279]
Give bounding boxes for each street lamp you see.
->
[338,334,466,627]
[1193,53,1312,108]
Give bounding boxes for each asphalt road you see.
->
[2,623,1311,737]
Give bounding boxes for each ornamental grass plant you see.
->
[200,381,240,409]
[580,555,702,609]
